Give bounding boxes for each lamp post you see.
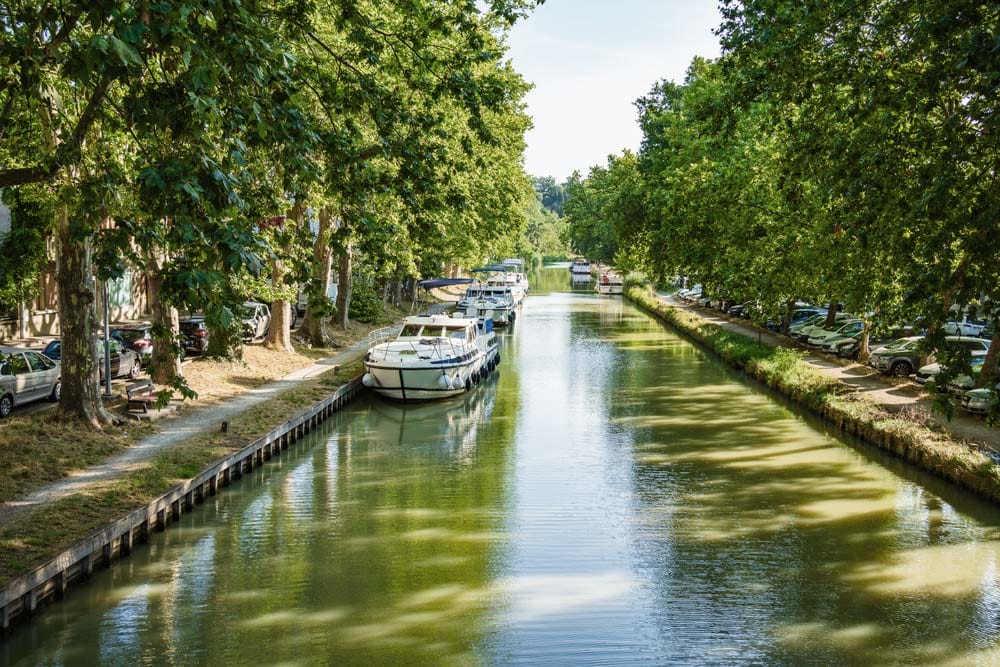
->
[103,280,112,398]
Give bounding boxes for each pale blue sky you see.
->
[505,1,722,181]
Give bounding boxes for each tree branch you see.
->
[0,71,113,189]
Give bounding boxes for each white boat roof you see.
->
[403,314,476,327]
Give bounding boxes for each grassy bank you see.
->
[0,360,363,586]
[626,284,1000,504]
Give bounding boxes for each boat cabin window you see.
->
[444,326,468,340]
[399,324,424,337]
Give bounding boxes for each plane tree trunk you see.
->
[300,207,334,347]
[146,248,182,384]
[335,241,352,329]
[56,206,113,427]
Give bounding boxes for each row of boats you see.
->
[361,259,528,402]
[569,258,624,295]
[360,258,623,402]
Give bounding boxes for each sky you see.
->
[504,1,723,182]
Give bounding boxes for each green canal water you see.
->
[5,265,1000,666]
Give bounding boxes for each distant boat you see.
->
[362,314,500,402]
[596,272,624,295]
[456,285,517,326]
[473,264,529,304]
[570,259,591,275]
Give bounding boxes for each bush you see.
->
[348,275,384,324]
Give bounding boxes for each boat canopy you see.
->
[471,265,512,273]
[417,278,476,289]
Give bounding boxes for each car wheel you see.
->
[890,361,913,378]
[49,381,61,402]
[0,394,12,417]
[129,359,142,379]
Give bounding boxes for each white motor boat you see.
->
[596,272,624,295]
[570,258,591,275]
[465,289,516,325]
[485,272,528,304]
[362,314,500,402]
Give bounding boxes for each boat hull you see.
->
[365,347,499,402]
[596,284,623,295]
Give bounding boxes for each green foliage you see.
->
[0,187,53,310]
[347,274,384,324]
[533,176,567,216]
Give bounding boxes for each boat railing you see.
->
[366,330,474,362]
[367,324,403,349]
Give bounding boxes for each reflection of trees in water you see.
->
[607,304,1000,665]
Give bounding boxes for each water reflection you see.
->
[4,266,1000,666]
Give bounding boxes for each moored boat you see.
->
[362,314,500,402]
[596,272,624,295]
[570,258,591,275]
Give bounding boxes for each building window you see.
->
[108,271,133,308]
[34,268,57,312]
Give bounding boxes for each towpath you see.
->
[0,302,454,525]
[653,291,1000,452]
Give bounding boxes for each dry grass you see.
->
[181,343,336,406]
[0,416,154,504]
[0,360,363,585]
[0,312,409,508]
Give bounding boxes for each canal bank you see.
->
[625,283,1000,506]
[6,269,1000,664]
[0,360,368,634]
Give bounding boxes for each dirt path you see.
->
[654,291,1000,451]
[0,303,452,525]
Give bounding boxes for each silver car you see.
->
[0,346,61,417]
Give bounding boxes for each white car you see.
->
[807,319,864,347]
[942,313,990,337]
[914,349,988,385]
[0,347,61,417]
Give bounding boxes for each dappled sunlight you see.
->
[845,543,1000,597]
[241,607,352,628]
[495,571,636,624]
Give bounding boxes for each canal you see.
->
[4,265,1000,666]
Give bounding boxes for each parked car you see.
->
[677,283,701,298]
[41,338,141,380]
[942,313,990,337]
[727,301,751,318]
[786,313,829,336]
[767,307,826,332]
[111,325,155,366]
[961,384,999,415]
[794,313,855,343]
[870,335,990,378]
[946,357,989,394]
[242,301,271,342]
[807,319,864,347]
[915,350,988,385]
[832,326,919,360]
[0,347,61,417]
[820,330,865,356]
[179,317,210,354]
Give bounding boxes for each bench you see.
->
[126,380,157,413]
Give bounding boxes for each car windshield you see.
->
[180,321,202,332]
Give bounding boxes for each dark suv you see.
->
[111,325,155,367]
[179,318,210,354]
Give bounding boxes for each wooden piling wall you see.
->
[0,377,365,635]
